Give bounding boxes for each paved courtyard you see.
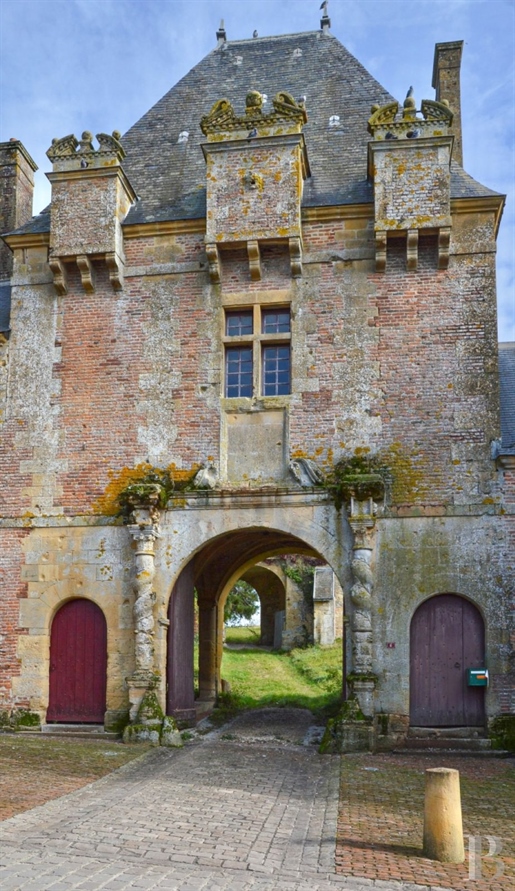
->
[0,709,512,891]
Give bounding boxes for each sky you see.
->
[1,0,514,340]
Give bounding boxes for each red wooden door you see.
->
[47,599,107,723]
[410,594,485,727]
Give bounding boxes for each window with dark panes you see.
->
[223,306,291,398]
[263,344,291,395]
[225,346,253,397]
[226,310,253,337]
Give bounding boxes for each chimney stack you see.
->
[432,41,464,166]
[0,140,37,281]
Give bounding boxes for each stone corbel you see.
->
[438,227,450,270]
[49,257,68,296]
[375,230,387,272]
[247,240,262,281]
[406,229,418,271]
[105,251,124,291]
[76,255,95,294]
[205,242,221,283]
[289,236,303,278]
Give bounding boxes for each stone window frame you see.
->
[222,302,291,399]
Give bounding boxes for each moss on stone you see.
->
[13,710,41,729]
[319,697,372,754]
[123,723,161,745]
[489,715,515,752]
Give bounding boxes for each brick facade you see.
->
[0,28,512,742]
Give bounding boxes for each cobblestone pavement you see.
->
[0,709,439,891]
[336,752,515,891]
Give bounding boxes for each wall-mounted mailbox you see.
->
[467,668,489,687]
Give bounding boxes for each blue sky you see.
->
[1,0,513,339]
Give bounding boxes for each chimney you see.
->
[0,140,37,281]
[432,41,464,166]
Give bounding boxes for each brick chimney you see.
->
[432,41,464,166]
[0,140,37,280]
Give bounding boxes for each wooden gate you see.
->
[47,599,107,723]
[410,594,485,727]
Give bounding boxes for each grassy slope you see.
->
[220,630,343,714]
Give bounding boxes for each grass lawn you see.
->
[224,625,261,645]
[219,634,343,715]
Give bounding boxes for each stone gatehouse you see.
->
[1,13,513,747]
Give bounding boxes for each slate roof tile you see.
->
[6,30,503,235]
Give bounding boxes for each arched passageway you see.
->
[166,526,325,721]
[240,564,285,647]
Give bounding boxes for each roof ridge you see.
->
[213,30,332,47]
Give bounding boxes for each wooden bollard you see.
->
[423,767,465,862]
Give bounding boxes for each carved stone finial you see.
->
[403,86,416,120]
[246,90,264,114]
[79,131,95,153]
[96,132,125,160]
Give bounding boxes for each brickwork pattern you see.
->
[336,752,514,891]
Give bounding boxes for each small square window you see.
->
[226,311,253,337]
[262,309,290,334]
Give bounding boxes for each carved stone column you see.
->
[126,504,161,721]
[342,477,385,718]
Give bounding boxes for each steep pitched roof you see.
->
[499,343,515,454]
[122,30,394,224]
[8,29,504,235]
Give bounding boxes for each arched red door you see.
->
[47,599,107,723]
[410,594,485,727]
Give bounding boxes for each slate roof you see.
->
[499,343,515,454]
[7,29,504,235]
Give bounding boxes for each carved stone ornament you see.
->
[192,463,218,490]
[289,457,325,487]
[47,130,125,164]
[367,97,453,139]
[200,90,307,137]
[128,509,161,677]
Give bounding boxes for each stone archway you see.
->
[239,564,286,647]
[165,525,326,721]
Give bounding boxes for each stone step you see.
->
[408,726,488,740]
[403,736,492,750]
[33,724,121,741]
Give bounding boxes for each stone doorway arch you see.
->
[165,525,335,722]
[239,563,285,647]
[409,593,486,727]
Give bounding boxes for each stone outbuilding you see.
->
[0,14,513,748]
